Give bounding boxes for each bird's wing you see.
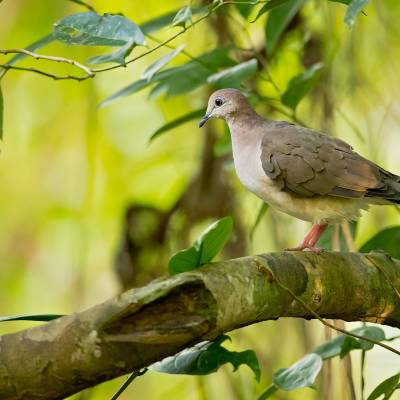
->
[260,121,400,201]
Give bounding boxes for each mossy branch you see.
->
[1,251,400,400]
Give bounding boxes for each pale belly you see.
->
[232,144,367,224]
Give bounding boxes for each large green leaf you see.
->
[168,216,233,275]
[150,335,260,381]
[344,0,369,28]
[54,12,145,64]
[252,0,291,22]
[313,326,385,360]
[264,0,303,55]
[0,314,64,322]
[6,34,54,66]
[172,6,192,29]
[0,85,3,140]
[281,62,323,110]
[235,2,257,20]
[149,108,205,142]
[359,226,400,259]
[318,221,357,251]
[208,59,258,88]
[367,373,400,400]
[142,45,185,82]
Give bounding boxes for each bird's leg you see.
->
[286,223,328,253]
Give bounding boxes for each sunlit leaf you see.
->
[54,12,145,64]
[168,216,233,275]
[274,353,322,390]
[208,59,258,88]
[172,6,192,29]
[150,335,261,381]
[0,85,3,140]
[0,314,64,322]
[367,373,400,400]
[313,326,385,360]
[345,0,369,28]
[281,62,323,110]
[265,0,303,55]
[359,226,400,259]
[142,45,185,82]
[252,0,291,22]
[149,108,205,142]
[6,34,54,66]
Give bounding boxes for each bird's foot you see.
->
[285,245,324,254]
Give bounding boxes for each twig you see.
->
[0,48,94,78]
[110,368,147,400]
[262,261,400,356]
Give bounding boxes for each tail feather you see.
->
[365,169,400,204]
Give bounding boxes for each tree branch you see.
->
[1,251,400,399]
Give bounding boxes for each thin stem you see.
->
[110,368,147,400]
[262,262,400,356]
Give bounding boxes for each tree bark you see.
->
[1,251,400,400]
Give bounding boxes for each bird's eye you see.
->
[215,98,224,107]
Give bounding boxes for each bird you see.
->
[199,88,400,252]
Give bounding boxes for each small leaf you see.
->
[313,326,385,360]
[168,217,233,275]
[367,373,400,400]
[208,59,258,88]
[281,62,323,110]
[150,335,261,381]
[0,314,64,322]
[0,85,3,140]
[6,34,54,66]
[345,0,369,28]
[149,108,205,142]
[172,6,192,29]
[265,0,303,55]
[359,226,400,259]
[252,0,291,22]
[142,45,185,82]
[273,353,322,390]
[54,12,145,64]
[329,0,352,4]
[98,78,151,108]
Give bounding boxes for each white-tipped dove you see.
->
[199,88,400,252]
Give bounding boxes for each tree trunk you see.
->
[1,251,399,400]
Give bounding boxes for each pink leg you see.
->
[286,223,328,253]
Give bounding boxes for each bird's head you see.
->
[199,88,250,127]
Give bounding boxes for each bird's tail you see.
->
[366,169,400,204]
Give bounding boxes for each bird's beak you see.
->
[199,112,210,128]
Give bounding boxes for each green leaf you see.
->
[273,353,322,390]
[0,314,64,322]
[264,0,303,55]
[140,6,206,35]
[0,85,3,140]
[168,216,233,275]
[367,373,400,400]
[54,12,145,64]
[235,2,257,20]
[149,108,205,142]
[257,384,278,400]
[172,6,192,29]
[252,0,291,22]
[6,34,54,66]
[281,62,323,110]
[250,202,269,241]
[313,326,385,360]
[142,45,185,82]
[329,0,352,4]
[98,78,151,108]
[150,335,261,381]
[344,0,369,28]
[359,226,400,259]
[318,221,357,251]
[208,59,258,88]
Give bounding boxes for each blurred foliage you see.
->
[1,0,400,399]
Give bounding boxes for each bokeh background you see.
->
[1,0,400,399]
